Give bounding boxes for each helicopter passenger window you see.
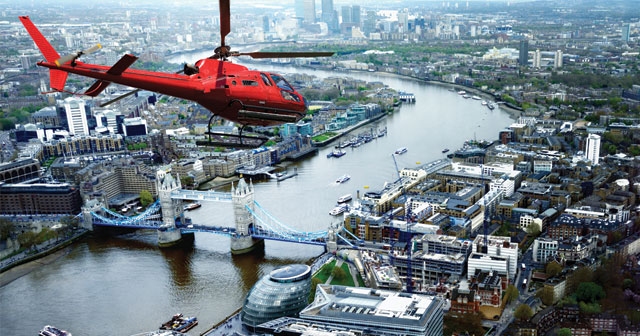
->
[269,74,294,92]
[242,80,259,86]
[260,73,272,86]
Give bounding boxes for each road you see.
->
[0,131,15,162]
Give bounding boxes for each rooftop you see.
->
[300,285,441,330]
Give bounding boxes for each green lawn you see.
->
[313,260,336,284]
[311,132,338,142]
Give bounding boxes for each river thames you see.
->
[0,59,513,336]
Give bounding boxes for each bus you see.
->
[521,263,526,271]
[522,279,527,288]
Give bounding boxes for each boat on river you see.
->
[395,147,408,154]
[183,203,201,211]
[337,194,353,203]
[330,204,348,216]
[39,326,71,336]
[159,314,198,333]
[336,174,351,183]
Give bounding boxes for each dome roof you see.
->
[241,264,312,329]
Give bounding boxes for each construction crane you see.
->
[391,153,413,293]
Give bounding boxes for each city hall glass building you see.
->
[241,264,312,329]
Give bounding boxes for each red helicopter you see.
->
[19,0,333,148]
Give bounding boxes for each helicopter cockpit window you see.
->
[281,90,301,103]
[260,73,272,86]
[269,74,294,92]
[242,80,259,86]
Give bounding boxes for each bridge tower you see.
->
[81,199,103,231]
[156,170,186,247]
[230,178,264,254]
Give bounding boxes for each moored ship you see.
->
[337,194,353,203]
[159,314,198,333]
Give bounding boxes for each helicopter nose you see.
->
[303,96,309,109]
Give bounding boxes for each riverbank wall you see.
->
[312,112,387,148]
[0,230,88,286]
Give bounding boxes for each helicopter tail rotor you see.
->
[54,44,102,66]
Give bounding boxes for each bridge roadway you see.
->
[170,190,232,202]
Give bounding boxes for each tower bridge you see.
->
[81,170,347,254]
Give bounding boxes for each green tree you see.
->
[443,312,485,336]
[514,304,533,321]
[309,277,323,303]
[546,261,563,278]
[537,286,555,306]
[576,282,605,303]
[557,328,572,336]
[504,284,519,304]
[623,279,634,289]
[180,176,194,188]
[568,267,593,293]
[18,231,37,250]
[527,223,541,236]
[331,266,346,281]
[0,118,15,130]
[0,219,14,240]
[140,190,153,207]
[579,301,601,313]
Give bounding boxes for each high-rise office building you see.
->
[341,6,352,24]
[303,0,316,23]
[262,16,269,32]
[351,5,361,26]
[63,97,88,136]
[294,0,305,19]
[586,134,601,165]
[363,10,377,34]
[622,23,630,42]
[554,50,563,68]
[321,0,333,21]
[398,11,409,32]
[519,40,528,66]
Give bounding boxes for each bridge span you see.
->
[80,169,354,254]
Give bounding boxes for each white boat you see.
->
[472,95,481,100]
[337,194,352,203]
[336,174,351,183]
[329,204,348,216]
[481,100,487,106]
[183,203,201,211]
[463,94,471,99]
[395,147,407,154]
[40,326,71,336]
[488,103,496,110]
[457,90,466,95]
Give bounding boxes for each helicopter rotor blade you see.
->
[99,89,138,107]
[54,44,102,66]
[219,0,230,47]
[100,69,185,107]
[234,51,335,59]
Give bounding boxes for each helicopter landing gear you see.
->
[196,110,268,149]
